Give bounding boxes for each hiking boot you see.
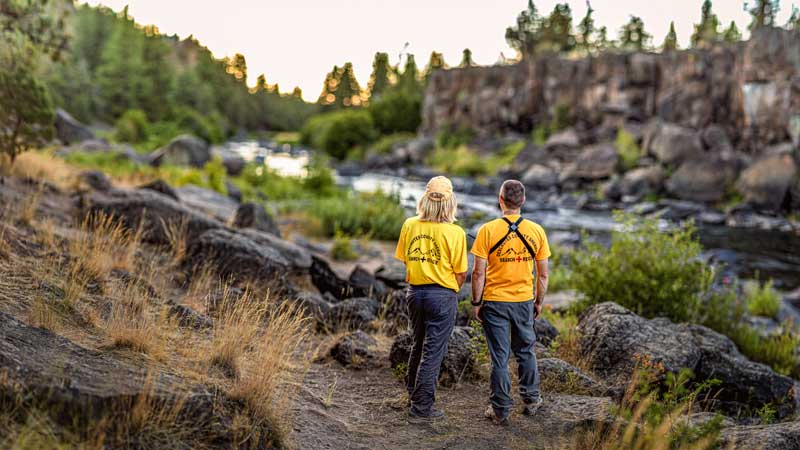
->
[522,397,544,416]
[408,408,445,422]
[484,405,509,426]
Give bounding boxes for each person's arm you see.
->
[533,258,549,319]
[455,272,467,287]
[471,256,487,322]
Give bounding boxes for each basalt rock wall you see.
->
[423,27,800,152]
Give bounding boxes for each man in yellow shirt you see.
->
[471,179,550,426]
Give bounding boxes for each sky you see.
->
[83,0,797,101]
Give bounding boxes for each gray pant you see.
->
[480,300,541,419]
[406,285,457,416]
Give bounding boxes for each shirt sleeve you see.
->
[394,220,408,262]
[470,225,489,259]
[535,225,551,260]
[451,230,468,273]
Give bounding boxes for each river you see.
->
[230,141,800,291]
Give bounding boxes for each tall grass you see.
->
[744,279,781,318]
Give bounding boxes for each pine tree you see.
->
[334,62,362,108]
[722,21,742,42]
[539,3,575,53]
[424,51,446,85]
[505,0,542,58]
[788,5,800,29]
[95,7,146,119]
[140,31,174,121]
[691,0,720,47]
[226,53,248,84]
[748,0,780,30]
[367,52,392,99]
[397,54,422,95]
[459,48,475,67]
[577,1,595,53]
[663,21,679,51]
[255,74,268,92]
[318,64,340,106]
[618,16,651,51]
[595,25,611,51]
[291,86,303,98]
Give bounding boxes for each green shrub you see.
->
[435,126,474,149]
[616,128,641,170]
[313,191,405,240]
[140,121,183,152]
[745,279,781,318]
[173,106,224,144]
[203,157,228,195]
[530,104,574,147]
[570,213,713,323]
[330,232,357,261]
[302,159,339,197]
[532,124,549,146]
[370,132,415,155]
[425,146,487,177]
[300,109,376,159]
[367,90,422,135]
[548,244,573,293]
[114,109,150,143]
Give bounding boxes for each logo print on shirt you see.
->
[407,234,441,265]
[494,233,537,263]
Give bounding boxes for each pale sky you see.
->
[83,0,796,101]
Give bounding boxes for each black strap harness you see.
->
[488,216,537,260]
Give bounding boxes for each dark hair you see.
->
[500,179,525,209]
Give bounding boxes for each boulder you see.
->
[719,421,800,450]
[168,303,213,329]
[648,123,703,166]
[562,143,618,181]
[137,179,179,201]
[149,135,211,168]
[544,128,581,151]
[212,147,247,176]
[87,189,223,246]
[323,297,380,332]
[737,153,797,211]
[54,109,94,144]
[389,326,478,386]
[538,358,611,397]
[311,255,360,300]
[620,166,664,199]
[176,185,239,222]
[348,265,389,299]
[183,228,296,281]
[534,317,559,347]
[225,181,242,203]
[701,124,735,156]
[666,158,738,203]
[0,312,272,447]
[232,202,280,237]
[330,330,379,367]
[521,164,559,190]
[374,260,408,290]
[578,302,797,420]
[290,291,332,328]
[80,170,112,192]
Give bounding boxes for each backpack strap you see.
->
[488,217,537,259]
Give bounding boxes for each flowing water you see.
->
[229,141,800,290]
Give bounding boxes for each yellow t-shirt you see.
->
[394,216,468,292]
[470,215,551,302]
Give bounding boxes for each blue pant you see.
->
[480,300,541,419]
[406,284,457,416]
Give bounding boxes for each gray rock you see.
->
[666,158,738,203]
[324,297,380,332]
[545,128,581,151]
[538,358,611,397]
[719,420,800,450]
[168,304,213,329]
[80,170,112,192]
[648,123,703,166]
[310,255,361,300]
[737,153,797,211]
[578,302,797,420]
[233,202,280,237]
[562,143,619,181]
[521,164,559,190]
[87,189,223,246]
[149,134,211,168]
[330,330,378,367]
[348,265,388,299]
[290,291,332,328]
[389,326,478,386]
[620,166,664,199]
[176,185,239,222]
[137,179,179,201]
[54,109,94,144]
[535,317,559,347]
[701,124,735,155]
[374,260,409,290]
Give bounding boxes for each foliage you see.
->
[570,213,713,323]
[369,132,416,155]
[790,5,800,30]
[745,279,781,318]
[505,0,542,58]
[0,0,68,60]
[300,109,376,159]
[330,232,358,261]
[435,127,474,149]
[618,16,652,51]
[662,21,679,51]
[0,39,54,163]
[691,0,720,47]
[424,51,446,83]
[548,244,573,293]
[396,54,422,96]
[114,109,150,143]
[615,128,641,171]
[722,21,742,42]
[531,103,574,145]
[367,90,422,135]
[426,141,523,178]
[576,3,595,53]
[172,107,224,144]
[313,191,405,241]
[538,3,575,53]
[748,0,780,30]
[459,48,475,68]
[203,157,228,195]
[468,320,490,365]
[367,52,392,99]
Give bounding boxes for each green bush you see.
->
[548,244,573,293]
[530,104,574,147]
[302,159,339,197]
[435,126,474,149]
[745,279,781,318]
[330,232,357,261]
[300,109,376,160]
[173,106,224,144]
[426,146,487,177]
[114,109,150,143]
[616,128,641,170]
[370,132,415,155]
[367,90,422,135]
[203,157,228,195]
[140,120,183,152]
[313,191,405,240]
[570,213,713,323]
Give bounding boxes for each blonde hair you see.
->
[417,192,458,223]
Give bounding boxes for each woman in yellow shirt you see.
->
[394,176,467,421]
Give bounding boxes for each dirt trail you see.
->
[292,345,611,450]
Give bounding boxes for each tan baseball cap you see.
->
[425,176,453,202]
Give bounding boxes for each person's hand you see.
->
[533,302,542,320]
[473,305,483,323]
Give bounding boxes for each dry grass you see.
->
[9,151,79,192]
[16,183,44,226]
[181,265,219,313]
[209,288,267,378]
[0,222,10,259]
[70,212,140,280]
[103,279,165,358]
[161,216,188,265]
[33,217,59,250]
[543,308,592,373]
[27,295,59,332]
